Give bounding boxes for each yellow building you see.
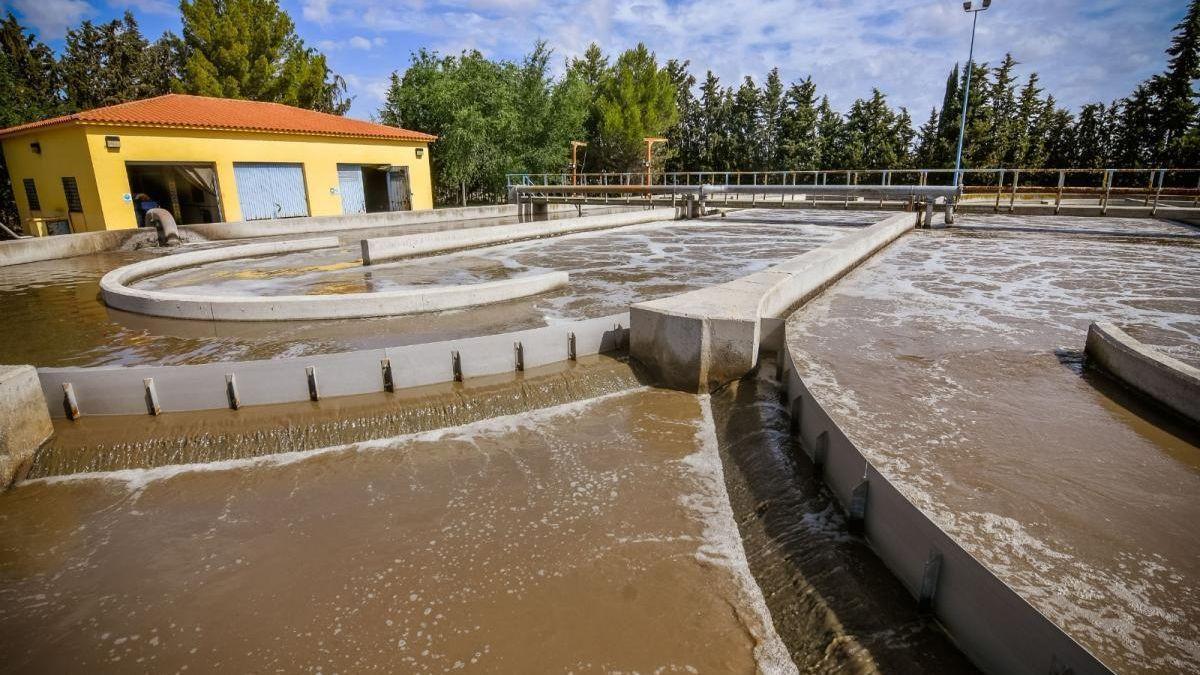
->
[0,94,436,236]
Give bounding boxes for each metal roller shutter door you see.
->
[234,163,309,220]
[337,164,366,214]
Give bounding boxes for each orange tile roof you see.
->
[0,94,436,142]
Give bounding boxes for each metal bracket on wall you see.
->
[788,395,802,434]
[381,358,395,393]
[451,351,463,382]
[143,377,161,416]
[848,473,870,533]
[306,366,320,401]
[918,549,943,612]
[226,373,241,410]
[812,430,829,470]
[62,382,80,420]
[514,342,524,372]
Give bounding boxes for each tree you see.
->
[985,54,1020,167]
[728,76,762,169]
[759,68,785,168]
[665,59,701,172]
[816,96,847,169]
[778,78,820,170]
[0,14,63,229]
[178,0,349,113]
[1072,103,1113,168]
[915,107,941,167]
[566,42,609,171]
[698,71,729,171]
[590,44,678,172]
[1157,0,1200,163]
[60,12,177,110]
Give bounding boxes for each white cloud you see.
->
[112,0,175,16]
[319,35,386,51]
[319,0,1183,116]
[10,0,92,38]
[302,0,333,23]
[342,73,393,108]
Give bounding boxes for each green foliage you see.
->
[590,44,679,172]
[379,43,589,205]
[0,13,63,229]
[178,0,349,113]
[61,12,178,110]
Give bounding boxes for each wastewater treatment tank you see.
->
[0,206,1196,673]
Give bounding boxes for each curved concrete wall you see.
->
[362,207,678,263]
[1085,321,1200,424]
[630,212,918,392]
[0,229,140,268]
[0,204,598,268]
[778,340,1111,674]
[99,237,567,321]
[182,203,591,241]
[0,365,52,488]
[36,313,629,417]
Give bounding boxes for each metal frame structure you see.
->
[508,168,1200,217]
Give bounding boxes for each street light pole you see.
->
[953,0,991,189]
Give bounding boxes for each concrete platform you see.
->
[0,365,52,488]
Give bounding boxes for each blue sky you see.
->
[1,0,1188,121]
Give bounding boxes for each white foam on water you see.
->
[23,387,649,492]
[676,395,799,675]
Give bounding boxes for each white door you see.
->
[337,164,366,214]
[234,163,309,220]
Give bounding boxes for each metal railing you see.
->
[507,168,1200,215]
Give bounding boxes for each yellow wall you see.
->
[2,126,103,234]
[3,123,433,234]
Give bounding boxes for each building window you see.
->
[23,178,40,211]
[62,177,83,212]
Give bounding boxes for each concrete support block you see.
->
[0,365,53,488]
[630,213,915,392]
[1085,321,1200,424]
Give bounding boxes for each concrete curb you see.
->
[1085,321,1200,424]
[181,203,592,241]
[37,313,630,417]
[0,229,141,268]
[630,212,918,391]
[362,207,678,263]
[775,341,1112,674]
[0,205,596,268]
[99,237,568,321]
[0,365,53,489]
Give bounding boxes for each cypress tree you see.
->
[179,0,349,113]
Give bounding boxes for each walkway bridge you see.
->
[508,167,1200,225]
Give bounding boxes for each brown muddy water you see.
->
[0,210,875,367]
[2,374,979,674]
[785,214,1200,673]
[1,388,796,673]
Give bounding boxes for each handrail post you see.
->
[1009,169,1019,213]
[1151,169,1164,216]
[1055,170,1065,215]
[993,169,1004,212]
[1101,169,1112,215]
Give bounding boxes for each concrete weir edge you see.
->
[777,335,1114,675]
[35,312,631,418]
[1085,321,1200,424]
[0,204,593,268]
[0,365,54,488]
[99,237,569,321]
[630,211,919,392]
[361,206,678,263]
